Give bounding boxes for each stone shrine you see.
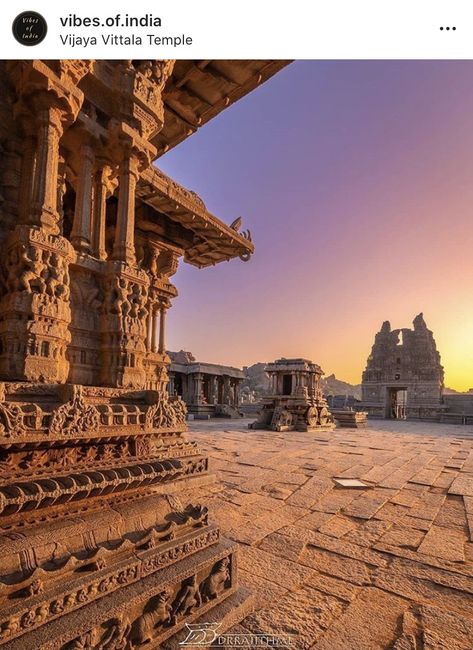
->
[250,358,335,432]
[361,313,446,420]
[0,59,288,648]
[168,351,244,419]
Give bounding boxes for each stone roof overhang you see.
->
[136,59,292,268]
[265,358,324,374]
[154,60,292,157]
[136,166,255,268]
[170,361,245,379]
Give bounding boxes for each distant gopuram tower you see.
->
[250,358,335,431]
[0,59,287,648]
[361,313,445,420]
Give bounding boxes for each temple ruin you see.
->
[168,351,244,418]
[361,313,446,420]
[250,358,335,431]
[0,59,288,649]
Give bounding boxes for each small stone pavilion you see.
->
[250,358,335,432]
[0,59,288,649]
[168,350,244,417]
[361,313,446,420]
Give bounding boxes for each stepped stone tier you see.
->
[250,358,335,432]
[168,350,244,419]
[331,409,368,428]
[0,59,288,649]
[361,313,446,420]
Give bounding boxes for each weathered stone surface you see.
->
[244,588,345,650]
[417,525,466,562]
[378,525,425,549]
[186,418,473,647]
[372,568,473,618]
[317,515,358,538]
[305,571,360,602]
[300,547,372,586]
[311,588,409,650]
[239,546,314,590]
[286,476,334,508]
[258,532,306,562]
[449,476,473,497]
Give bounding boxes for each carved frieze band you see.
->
[0,456,208,516]
[0,527,221,644]
[0,391,187,442]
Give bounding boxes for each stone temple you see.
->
[168,350,244,419]
[0,59,288,649]
[361,313,445,420]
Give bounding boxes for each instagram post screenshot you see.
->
[0,1,472,648]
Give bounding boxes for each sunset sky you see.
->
[160,60,473,392]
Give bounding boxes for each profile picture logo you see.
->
[12,11,47,46]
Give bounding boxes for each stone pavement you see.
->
[179,418,473,649]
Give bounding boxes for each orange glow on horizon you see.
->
[162,61,473,393]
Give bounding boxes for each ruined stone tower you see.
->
[361,313,445,420]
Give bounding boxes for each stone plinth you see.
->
[332,409,368,428]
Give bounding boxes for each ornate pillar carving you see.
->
[159,303,166,354]
[71,143,94,252]
[146,307,153,351]
[112,153,139,265]
[30,105,64,234]
[152,306,159,353]
[19,135,36,224]
[91,163,112,260]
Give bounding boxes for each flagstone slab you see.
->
[417,525,466,562]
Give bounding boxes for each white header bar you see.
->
[1,0,472,59]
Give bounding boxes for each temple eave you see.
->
[137,166,254,267]
[154,60,292,156]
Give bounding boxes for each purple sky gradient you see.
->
[159,60,473,390]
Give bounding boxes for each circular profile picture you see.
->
[12,11,47,46]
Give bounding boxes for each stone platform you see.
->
[179,418,473,649]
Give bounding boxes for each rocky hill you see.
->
[321,374,362,400]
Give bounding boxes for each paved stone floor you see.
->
[181,418,473,649]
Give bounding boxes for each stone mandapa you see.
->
[0,59,289,648]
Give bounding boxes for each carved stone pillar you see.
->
[235,381,241,406]
[194,373,203,405]
[30,106,63,234]
[91,163,110,260]
[71,143,94,252]
[223,376,231,405]
[152,306,159,353]
[168,372,175,396]
[209,375,217,405]
[19,135,36,224]
[112,154,139,264]
[146,307,153,351]
[159,304,166,354]
[99,262,149,388]
[0,225,74,382]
